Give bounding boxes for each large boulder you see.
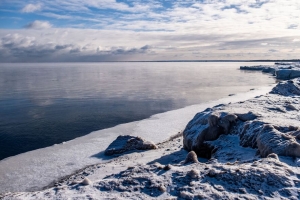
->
[256,125,300,158]
[104,135,157,156]
[183,111,237,157]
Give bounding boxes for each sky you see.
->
[0,0,299,62]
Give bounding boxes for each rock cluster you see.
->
[240,62,300,80]
[183,78,300,159]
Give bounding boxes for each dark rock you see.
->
[104,135,157,156]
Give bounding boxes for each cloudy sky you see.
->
[0,0,299,62]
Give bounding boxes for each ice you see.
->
[240,62,300,80]
[0,85,273,193]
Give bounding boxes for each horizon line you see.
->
[1,59,300,63]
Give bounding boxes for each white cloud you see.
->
[21,4,42,13]
[1,0,300,61]
[25,21,52,29]
[0,28,299,62]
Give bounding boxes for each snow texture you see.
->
[0,84,270,194]
[2,63,300,200]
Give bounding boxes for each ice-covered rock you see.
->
[104,135,157,156]
[183,151,199,164]
[183,111,237,157]
[276,69,300,80]
[240,65,268,71]
[270,78,300,96]
[257,125,300,158]
[240,62,300,80]
[239,121,265,148]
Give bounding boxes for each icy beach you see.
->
[1,62,300,199]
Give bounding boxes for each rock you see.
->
[276,69,300,80]
[187,169,199,178]
[236,111,260,121]
[164,164,172,170]
[240,66,266,71]
[81,178,92,186]
[183,112,237,157]
[285,104,298,111]
[183,151,199,164]
[158,185,166,193]
[270,78,300,96]
[104,135,157,156]
[239,121,265,148]
[289,130,300,140]
[208,169,216,177]
[262,67,276,75]
[256,125,300,158]
[218,114,238,134]
[267,153,279,160]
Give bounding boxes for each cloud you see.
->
[21,4,42,13]
[0,28,299,62]
[24,21,52,29]
[1,0,300,61]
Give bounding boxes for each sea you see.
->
[0,62,276,160]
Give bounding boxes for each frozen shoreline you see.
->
[0,86,273,194]
[1,62,300,199]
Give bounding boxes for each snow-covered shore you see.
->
[1,63,300,199]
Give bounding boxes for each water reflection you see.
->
[0,62,275,160]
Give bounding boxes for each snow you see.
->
[240,62,300,80]
[1,62,300,199]
[0,85,272,194]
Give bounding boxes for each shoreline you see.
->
[2,76,300,199]
[0,85,274,194]
[1,62,300,199]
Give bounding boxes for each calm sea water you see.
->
[0,62,275,160]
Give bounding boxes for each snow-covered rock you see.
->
[257,124,300,157]
[270,79,300,96]
[276,69,300,80]
[183,111,237,158]
[104,135,157,156]
[240,62,300,80]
